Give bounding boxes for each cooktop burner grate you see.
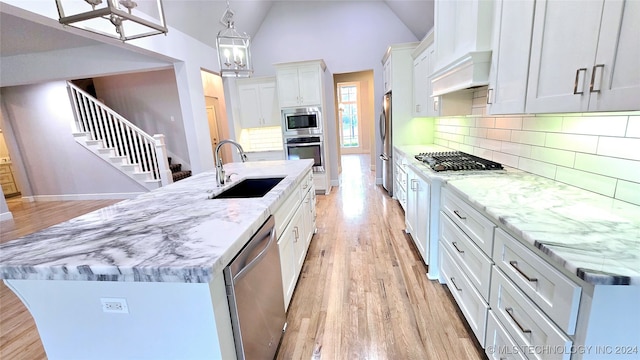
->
[414,151,504,172]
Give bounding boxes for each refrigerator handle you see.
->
[379,154,389,161]
[379,110,386,142]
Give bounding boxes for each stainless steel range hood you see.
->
[431,50,492,96]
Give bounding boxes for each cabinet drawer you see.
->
[0,173,13,184]
[490,268,572,360]
[441,188,495,256]
[440,214,493,301]
[440,246,489,347]
[485,310,528,360]
[493,229,581,335]
[274,187,301,239]
[0,165,10,174]
[2,182,17,195]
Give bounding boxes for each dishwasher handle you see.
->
[227,216,276,283]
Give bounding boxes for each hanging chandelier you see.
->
[55,0,168,41]
[216,0,253,78]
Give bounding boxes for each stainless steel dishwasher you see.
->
[224,216,286,360]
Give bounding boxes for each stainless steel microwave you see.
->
[282,107,322,136]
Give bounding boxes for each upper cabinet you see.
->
[486,0,535,115]
[412,31,437,117]
[237,77,280,128]
[276,61,325,108]
[526,0,640,113]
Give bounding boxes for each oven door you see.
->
[283,107,322,136]
[285,137,324,173]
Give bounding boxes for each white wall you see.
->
[93,70,190,170]
[1,82,147,198]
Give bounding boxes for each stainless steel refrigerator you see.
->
[379,91,392,196]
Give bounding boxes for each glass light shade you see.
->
[216,22,253,78]
[55,0,168,41]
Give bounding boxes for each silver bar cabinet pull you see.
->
[590,64,605,93]
[506,307,532,334]
[509,260,538,282]
[573,68,587,94]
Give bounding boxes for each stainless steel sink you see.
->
[211,177,285,199]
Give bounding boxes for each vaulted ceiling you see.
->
[0,1,434,58]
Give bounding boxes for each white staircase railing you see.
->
[66,81,172,187]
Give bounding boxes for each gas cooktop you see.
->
[414,151,504,172]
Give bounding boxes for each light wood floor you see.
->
[0,154,486,360]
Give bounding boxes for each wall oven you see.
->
[284,136,325,173]
[282,107,322,136]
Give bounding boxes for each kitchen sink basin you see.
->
[212,177,285,199]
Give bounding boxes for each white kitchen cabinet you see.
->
[406,165,430,264]
[526,0,640,113]
[412,31,435,117]
[493,229,581,335]
[237,77,280,128]
[486,0,535,115]
[275,169,315,311]
[381,43,418,145]
[440,244,490,346]
[393,152,408,211]
[276,62,325,108]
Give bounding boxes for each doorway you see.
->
[204,97,230,164]
[333,70,375,175]
[337,82,363,154]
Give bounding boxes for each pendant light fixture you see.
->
[216,0,253,78]
[55,0,168,41]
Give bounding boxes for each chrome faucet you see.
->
[215,139,247,186]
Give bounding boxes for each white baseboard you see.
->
[0,211,14,222]
[32,193,144,201]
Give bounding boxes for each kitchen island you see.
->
[0,159,313,360]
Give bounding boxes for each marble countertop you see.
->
[395,145,640,286]
[0,160,313,283]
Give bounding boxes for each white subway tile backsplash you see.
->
[518,158,557,178]
[510,130,546,146]
[487,128,511,141]
[501,142,532,158]
[575,153,640,183]
[476,117,495,129]
[597,137,640,161]
[615,180,640,206]
[495,117,523,130]
[433,111,640,203]
[545,133,598,153]
[522,116,563,132]
[469,127,488,138]
[530,146,575,167]
[555,167,617,197]
[627,116,640,138]
[492,152,519,168]
[479,138,502,151]
[562,116,628,136]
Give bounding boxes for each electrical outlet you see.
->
[101,298,129,314]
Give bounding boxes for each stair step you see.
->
[108,155,129,164]
[132,171,153,181]
[172,170,192,182]
[98,147,115,156]
[169,163,182,172]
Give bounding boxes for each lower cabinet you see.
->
[406,165,430,263]
[393,151,408,211]
[275,170,316,311]
[439,186,592,360]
